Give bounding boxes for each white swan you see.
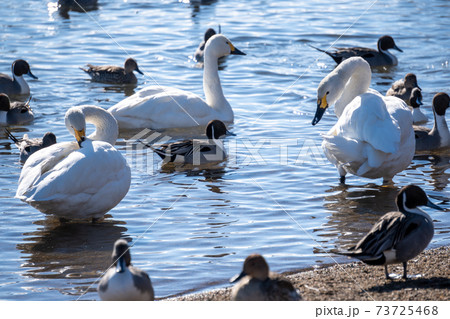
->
[312,57,415,183]
[108,34,246,130]
[15,105,131,220]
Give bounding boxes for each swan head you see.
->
[230,254,270,283]
[205,34,246,60]
[65,108,86,145]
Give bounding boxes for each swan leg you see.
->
[338,166,346,184]
[340,175,346,184]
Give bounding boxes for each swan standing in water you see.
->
[15,105,131,220]
[108,34,245,130]
[312,57,415,183]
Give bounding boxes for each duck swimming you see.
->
[6,129,57,163]
[15,105,131,220]
[0,60,38,98]
[386,73,421,105]
[81,58,144,84]
[194,28,217,62]
[230,254,301,301]
[108,34,246,130]
[0,93,34,125]
[144,119,234,165]
[312,57,415,183]
[409,88,427,125]
[339,185,444,280]
[414,92,450,152]
[98,239,154,301]
[310,35,402,67]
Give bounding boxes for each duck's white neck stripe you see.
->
[402,193,433,221]
[435,114,450,147]
[380,48,398,65]
[13,74,30,95]
[0,111,7,124]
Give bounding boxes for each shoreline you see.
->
[169,246,450,301]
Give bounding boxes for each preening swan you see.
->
[15,105,131,220]
[108,34,246,130]
[312,57,415,183]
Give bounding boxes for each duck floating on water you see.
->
[6,129,56,163]
[81,58,144,84]
[386,73,421,105]
[0,93,34,125]
[0,60,38,98]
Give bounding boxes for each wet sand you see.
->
[170,246,449,301]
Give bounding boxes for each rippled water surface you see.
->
[0,0,449,300]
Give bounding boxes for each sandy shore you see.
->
[170,246,449,301]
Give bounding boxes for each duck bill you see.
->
[426,200,444,211]
[27,70,38,80]
[136,67,144,75]
[229,43,246,56]
[225,129,236,136]
[312,95,328,126]
[416,97,423,105]
[115,256,126,273]
[393,44,403,52]
[230,271,246,283]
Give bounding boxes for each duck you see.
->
[15,105,131,220]
[310,35,402,67]
[143,119,234,164]
[0,59,38,98]
[386,73,421,105]
[414,92,450,152]
[0,94,34,125]
[194,27,217,62]
[108,34,246,130]
[98,239,154,301]
[409,88,428,125]
[311,57,415,184]
[81,58,144,84]
[5,129,57,163]
[230,254,301,301]
[339,185,444,279]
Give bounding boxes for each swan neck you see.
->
[334,60,371,117]
[80,106,118,145]
[203,55,229,110]
[0,111,7,124]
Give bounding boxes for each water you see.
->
[0,0,449,300]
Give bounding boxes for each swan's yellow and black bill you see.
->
[74,128,86,144]
[312,95,328,126]
[229,42,246,56]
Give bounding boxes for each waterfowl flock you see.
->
[1,1,448,302]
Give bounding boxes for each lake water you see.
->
[0,0,449,300]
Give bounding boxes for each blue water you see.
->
[0,0,449,300]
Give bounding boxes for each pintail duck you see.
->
[339,185,444,279]
[0,60,38,98]
[0,94,34,125]
[81,58,144,84]
[310,35,402,67]
[386,73,421,105]
[98,239,154,301]
[6,129,56,163]
[194,27,218,62]
[409,88,428,125]
[144,119,234,164]
[312,57,415,184]
[108,34,245,130]
[414,92,450,152]
[230,254,301,301]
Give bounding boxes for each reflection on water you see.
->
[17,216,127,296]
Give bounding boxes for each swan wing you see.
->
[109,86,217,129]
[16,140,131,219]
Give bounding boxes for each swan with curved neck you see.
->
[16,105,130,220]
[108,34,245,130]
[311,57,415,183]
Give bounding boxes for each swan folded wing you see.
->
[15,142,78,199]
[16,141,131,216]
[337,93,401,154]
[109,86,215,129]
